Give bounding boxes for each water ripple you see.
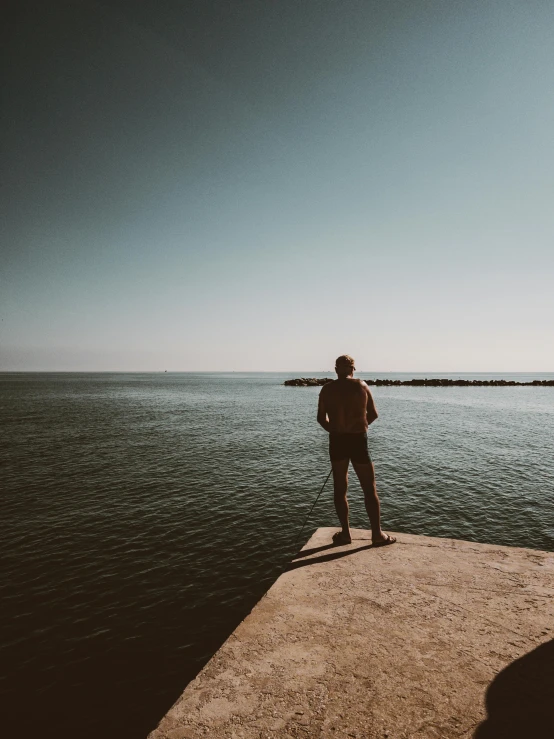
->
[1,372,553,738]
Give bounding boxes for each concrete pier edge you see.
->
[148,529,554,738]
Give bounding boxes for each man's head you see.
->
[335,354,356,378]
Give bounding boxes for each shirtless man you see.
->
[317,354,396,547]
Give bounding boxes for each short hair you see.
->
[335,354,356,370]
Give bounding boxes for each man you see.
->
[317,354,396,547]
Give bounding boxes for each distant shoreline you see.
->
[285,378,554,387]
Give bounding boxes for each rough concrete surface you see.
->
[148,529,554,738]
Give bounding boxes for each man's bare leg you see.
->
[331,458,351,544]
[352,460,395,545]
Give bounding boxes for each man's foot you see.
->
[372,533,397,547]
[332,530,352,545]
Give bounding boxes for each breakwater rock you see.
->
[284,378,554,387]
[284,378,333,386]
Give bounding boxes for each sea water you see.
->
[1,372,553,738]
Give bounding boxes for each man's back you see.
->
[316,354,393,548]
[320,377,370,433]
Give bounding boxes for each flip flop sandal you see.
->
[332,531,352,545]
[372,534,397,547]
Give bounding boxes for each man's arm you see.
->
[365,385,378,425]
[317,388,331,432]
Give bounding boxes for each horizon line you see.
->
[1,370,553,375]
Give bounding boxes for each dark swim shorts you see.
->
[329,432,371,464]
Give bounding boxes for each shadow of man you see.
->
[474,638,554,738]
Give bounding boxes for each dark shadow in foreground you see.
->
[293,536,378,560]
[286,543,378,571]
[474,638,554,738]
[293,543,337,559]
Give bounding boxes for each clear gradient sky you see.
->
[2,0,553,371]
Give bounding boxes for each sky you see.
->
[2,0,553,372]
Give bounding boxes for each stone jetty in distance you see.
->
[284,377,554,387]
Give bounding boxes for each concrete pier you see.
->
[148,529,554,738]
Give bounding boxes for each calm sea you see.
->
[1,372,553,738]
